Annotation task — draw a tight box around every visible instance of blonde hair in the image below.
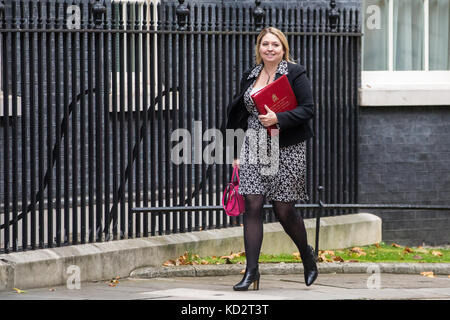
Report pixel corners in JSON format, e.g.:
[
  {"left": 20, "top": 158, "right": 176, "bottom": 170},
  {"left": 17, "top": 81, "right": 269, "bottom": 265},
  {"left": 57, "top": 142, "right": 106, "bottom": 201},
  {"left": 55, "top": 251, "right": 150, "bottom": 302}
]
[{"left": 254, "top": 27, "right": 294, "bottom": 65}]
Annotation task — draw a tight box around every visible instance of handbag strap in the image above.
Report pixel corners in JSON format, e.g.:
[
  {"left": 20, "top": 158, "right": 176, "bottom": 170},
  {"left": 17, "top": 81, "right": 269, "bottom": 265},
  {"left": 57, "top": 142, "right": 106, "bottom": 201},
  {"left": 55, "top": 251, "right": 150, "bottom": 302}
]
[{"left": 231, "top": 166, "right": 240, "bottom": 183}]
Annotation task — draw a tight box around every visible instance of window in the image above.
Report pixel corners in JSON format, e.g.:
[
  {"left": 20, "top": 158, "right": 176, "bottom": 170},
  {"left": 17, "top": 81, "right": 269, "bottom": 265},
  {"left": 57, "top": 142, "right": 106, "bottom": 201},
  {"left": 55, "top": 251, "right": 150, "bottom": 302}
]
[{"left": 361, "top": 0, "right": 450, "bottom": 106}]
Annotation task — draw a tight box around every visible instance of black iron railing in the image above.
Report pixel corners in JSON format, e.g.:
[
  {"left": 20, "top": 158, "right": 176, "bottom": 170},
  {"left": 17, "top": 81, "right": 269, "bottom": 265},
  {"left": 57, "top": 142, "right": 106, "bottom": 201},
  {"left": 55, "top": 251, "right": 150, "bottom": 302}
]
[
  {"left": 133, "top": 186, "right": 450, "bottom": 257},
  {"left": 0, "top": 0, "right": 364, "bottom": 253}
]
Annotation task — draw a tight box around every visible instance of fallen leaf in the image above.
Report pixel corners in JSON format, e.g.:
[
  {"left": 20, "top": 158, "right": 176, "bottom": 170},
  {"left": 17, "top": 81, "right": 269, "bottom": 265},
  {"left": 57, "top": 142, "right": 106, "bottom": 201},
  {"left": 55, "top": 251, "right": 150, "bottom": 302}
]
[
  {"left": 413, "top": 255, "right": 423, "bottom": 260},
  {"left": 350, "top": 247, "right": 367, "bottom": 256},
  {"left": 200, "top": 259, "right": 209, "bottom": 265},
  {"left": 49, "top": 288, "right": 55, "bottom": 292},
  {"left": 431, "top": 250, "right": 443, "bottom": 257},
  {"left": 346, "top": 259, "right": 359, "bottom": 263},
  {"left": 13, "top": 288, "right": 26, "bottom": 294},
  {"left": 318, "top": 253, "right": 332, "bottom": 263},
  {"left": 333, "top": 256, "right": 344, "bottom": 262},
  {"left": 403, "top": 247, "right": 413, "bottom": 253},
  {"left": 240, "top": 269, "right": 246, "bottom": 274},
  {"left": 415, "top": 246, "right": 428, "bottom": 254},
  {"left": 420, "top": 271, "right": 436, "bottom": 278},
  {"left": 163, "top": 259, "right": 176, "bottom": 267},
  {"left": 320, "top": 250, "right": 335, "bottom": 256},
  {"left": 374, "top": 243, "right": 381, "bottom": 248},
  {"left": 292, "top": 252, "right": 301, "bottom": 260},
  {"left": 391, "top": 243, "right": 402, "bottom": 248},
  {"left": 220, "top": 251, "right": 244, "bottom": 261}
]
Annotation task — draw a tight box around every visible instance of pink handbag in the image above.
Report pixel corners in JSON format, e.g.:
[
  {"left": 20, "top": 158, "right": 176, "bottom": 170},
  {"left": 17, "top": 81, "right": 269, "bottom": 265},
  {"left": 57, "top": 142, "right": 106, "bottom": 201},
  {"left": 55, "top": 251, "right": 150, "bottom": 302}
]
[{"left": 222, "top": 167, "right": 245, "bottom": 216}]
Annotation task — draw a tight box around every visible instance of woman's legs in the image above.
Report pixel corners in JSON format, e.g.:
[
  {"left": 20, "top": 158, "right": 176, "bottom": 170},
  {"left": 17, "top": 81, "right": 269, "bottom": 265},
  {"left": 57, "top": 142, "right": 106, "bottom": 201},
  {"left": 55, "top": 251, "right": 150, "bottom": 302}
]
[
  {"left": 233, "top": 194, "right": 265, "bottom": 291},
  {"left": 272, "top": 200, "right": 309, "bottom": 258},
  {"left": 272, "top": 200, "right": 318, "bottom": 286},
  {"left": 242, "top": 194, "right": 265, "bottom": 270}
]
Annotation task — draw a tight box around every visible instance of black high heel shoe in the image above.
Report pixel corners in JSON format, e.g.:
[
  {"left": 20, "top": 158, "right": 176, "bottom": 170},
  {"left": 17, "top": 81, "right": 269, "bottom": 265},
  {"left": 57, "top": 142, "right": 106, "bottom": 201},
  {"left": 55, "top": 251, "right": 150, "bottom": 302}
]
[
  {"left": 233, "top": 267, "right": 260, "bottom": 291},
  {"left": 302, "top": 245, "right": 318, "bottom": 286}
]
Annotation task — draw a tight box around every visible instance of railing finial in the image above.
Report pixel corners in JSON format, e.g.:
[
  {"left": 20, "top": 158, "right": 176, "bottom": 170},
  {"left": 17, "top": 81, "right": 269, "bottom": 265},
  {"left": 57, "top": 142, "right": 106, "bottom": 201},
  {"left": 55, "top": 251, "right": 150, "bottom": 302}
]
[
  {"left": 92, "top": 0, "right": 106, "bottom": 27},
  {"left": 0, "top": 1, "right": 4, "bottom": 18},
  {"left": 176, "top": 0, "right": 189, "bottom": 31},
  {"left": 328, "top": 0, "right": 340, "bottom": 31},
  {"left": 253, "top": 0, "right": 265, "bottom": 31}
]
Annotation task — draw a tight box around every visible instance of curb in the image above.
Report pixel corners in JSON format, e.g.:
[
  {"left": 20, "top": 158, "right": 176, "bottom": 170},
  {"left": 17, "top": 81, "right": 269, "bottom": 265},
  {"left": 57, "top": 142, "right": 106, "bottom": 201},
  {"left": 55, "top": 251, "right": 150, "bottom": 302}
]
[
  {"left": 0, "top": 213, "right": 382, "bottom": 291},
  {"left": 130, "top": 262, "right": 450, "bottom": 279}
]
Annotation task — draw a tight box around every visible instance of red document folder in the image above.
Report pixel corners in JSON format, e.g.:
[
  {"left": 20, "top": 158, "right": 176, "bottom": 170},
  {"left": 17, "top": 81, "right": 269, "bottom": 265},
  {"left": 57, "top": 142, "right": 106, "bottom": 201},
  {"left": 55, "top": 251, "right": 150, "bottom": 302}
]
[{"left": 250, "top": 74, "right": 298, "bottom": 136}]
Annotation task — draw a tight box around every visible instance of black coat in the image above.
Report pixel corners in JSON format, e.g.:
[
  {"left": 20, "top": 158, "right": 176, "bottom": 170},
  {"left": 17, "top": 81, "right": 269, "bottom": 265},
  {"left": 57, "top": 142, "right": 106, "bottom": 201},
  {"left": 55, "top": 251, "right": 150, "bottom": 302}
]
[{"left": 225, "top": 61, "right": 314, "bottom": 149}]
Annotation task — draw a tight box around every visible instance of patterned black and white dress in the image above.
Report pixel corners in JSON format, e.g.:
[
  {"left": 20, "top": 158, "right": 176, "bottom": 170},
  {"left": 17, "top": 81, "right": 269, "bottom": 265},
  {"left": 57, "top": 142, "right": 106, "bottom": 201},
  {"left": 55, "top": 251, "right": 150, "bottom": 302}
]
[{"left": 238, "top": 60, "right": 309, "bottom": 202}]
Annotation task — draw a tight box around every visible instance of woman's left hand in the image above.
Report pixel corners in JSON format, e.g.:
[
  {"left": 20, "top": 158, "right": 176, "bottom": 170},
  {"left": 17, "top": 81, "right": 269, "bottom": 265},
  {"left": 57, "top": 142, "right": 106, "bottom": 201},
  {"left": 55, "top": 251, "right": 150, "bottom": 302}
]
[{"left": 258, "top": 105, "right": 278, "bottom": 127}]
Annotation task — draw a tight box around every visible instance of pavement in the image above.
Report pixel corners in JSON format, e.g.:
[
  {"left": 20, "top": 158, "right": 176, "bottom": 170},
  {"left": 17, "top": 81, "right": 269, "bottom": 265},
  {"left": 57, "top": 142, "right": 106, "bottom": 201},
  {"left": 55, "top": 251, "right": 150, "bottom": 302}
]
[{"left": 0, "top": 262, "right": 449, "bottom": 301}]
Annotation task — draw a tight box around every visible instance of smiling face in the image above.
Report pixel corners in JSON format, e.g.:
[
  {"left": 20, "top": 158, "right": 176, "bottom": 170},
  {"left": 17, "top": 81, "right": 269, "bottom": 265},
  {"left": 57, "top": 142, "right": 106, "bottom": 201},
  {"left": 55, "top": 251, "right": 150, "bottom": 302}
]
[{"left": 258, "top": 32, "right": 285, "bottom": 65}]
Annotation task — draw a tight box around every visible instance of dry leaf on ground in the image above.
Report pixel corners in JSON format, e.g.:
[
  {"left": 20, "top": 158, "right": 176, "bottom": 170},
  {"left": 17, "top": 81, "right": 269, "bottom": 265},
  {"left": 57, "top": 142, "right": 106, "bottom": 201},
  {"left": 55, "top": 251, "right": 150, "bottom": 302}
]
[
  {"left": 420, "top": 271, "right": 436, "bottom": 278},
  {"left": 413, "top": 255, "right": 423, "bottom": 260},
  {"left": 431, "top": 250, "right": 443, "bottom": 257},
  {"left": 391, "top": 243, "right": 402, "bottom": 248},
  {"left": 403, "top": 247, "right": 413, "bottom": 254},
  {"left": 350, "top": 247, "right": 367, "bottom": 256},
  {"left": 415, "top": 246, "right": 428, "bottom": 254},
  {"left": 163, "top": 259, "right": 176, "bottom": 267},
  {"left": 318, "top": 253, "right": 333, "bottom": 263},
  {"left": 320, "top": 250, "right": 335, "bottom": 256},
  {"left": 220, "top": 251, "right": 245, "bottom": 261}
]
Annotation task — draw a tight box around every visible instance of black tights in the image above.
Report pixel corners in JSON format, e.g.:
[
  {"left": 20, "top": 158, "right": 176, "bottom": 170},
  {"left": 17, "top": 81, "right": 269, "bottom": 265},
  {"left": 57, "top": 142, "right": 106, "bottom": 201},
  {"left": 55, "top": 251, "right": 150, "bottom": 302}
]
[{"left": 243, "top": 194, "right": 309, "bottom": 270}]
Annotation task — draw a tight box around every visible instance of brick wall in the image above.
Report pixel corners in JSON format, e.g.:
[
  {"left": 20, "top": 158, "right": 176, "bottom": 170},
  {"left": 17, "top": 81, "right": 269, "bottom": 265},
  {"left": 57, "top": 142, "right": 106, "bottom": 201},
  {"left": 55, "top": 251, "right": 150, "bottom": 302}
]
[{"left": 358, "top": 106, "right": 450, "bottom": 246}]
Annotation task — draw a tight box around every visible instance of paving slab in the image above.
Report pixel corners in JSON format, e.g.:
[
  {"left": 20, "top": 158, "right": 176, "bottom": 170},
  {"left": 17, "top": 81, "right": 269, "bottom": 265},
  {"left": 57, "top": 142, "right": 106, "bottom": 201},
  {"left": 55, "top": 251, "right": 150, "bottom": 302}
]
[{"left": 0, "top": 272, "right": 449, "bottom": 300}]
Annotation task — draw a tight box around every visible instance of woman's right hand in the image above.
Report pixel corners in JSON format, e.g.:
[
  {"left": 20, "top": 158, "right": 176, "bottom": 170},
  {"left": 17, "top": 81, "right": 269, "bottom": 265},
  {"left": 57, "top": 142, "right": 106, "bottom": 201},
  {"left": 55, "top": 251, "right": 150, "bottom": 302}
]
[{"left": 232, "top": 158, "right": 240, "bottom": 170}]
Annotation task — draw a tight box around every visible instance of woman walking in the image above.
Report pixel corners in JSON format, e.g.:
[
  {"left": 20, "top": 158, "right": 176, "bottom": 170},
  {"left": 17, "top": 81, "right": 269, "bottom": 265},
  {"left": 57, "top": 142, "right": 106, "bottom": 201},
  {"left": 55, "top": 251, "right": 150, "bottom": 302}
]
[{"left": 225, "top": 27, "right": 318, "bottom": 290}]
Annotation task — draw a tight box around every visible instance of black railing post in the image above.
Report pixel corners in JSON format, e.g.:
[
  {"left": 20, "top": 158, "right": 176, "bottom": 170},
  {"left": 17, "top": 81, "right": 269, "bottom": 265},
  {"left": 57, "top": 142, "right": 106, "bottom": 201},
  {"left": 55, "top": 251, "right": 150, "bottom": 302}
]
[
  {"left": 1, "top": 0, "right": 9, "bottom": 254},
  {"left": 92, "top": 0, "right": 106, "bottom": 242},
  {"left": 315, "top": 186, "right": 324, "bottom": 256}
]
